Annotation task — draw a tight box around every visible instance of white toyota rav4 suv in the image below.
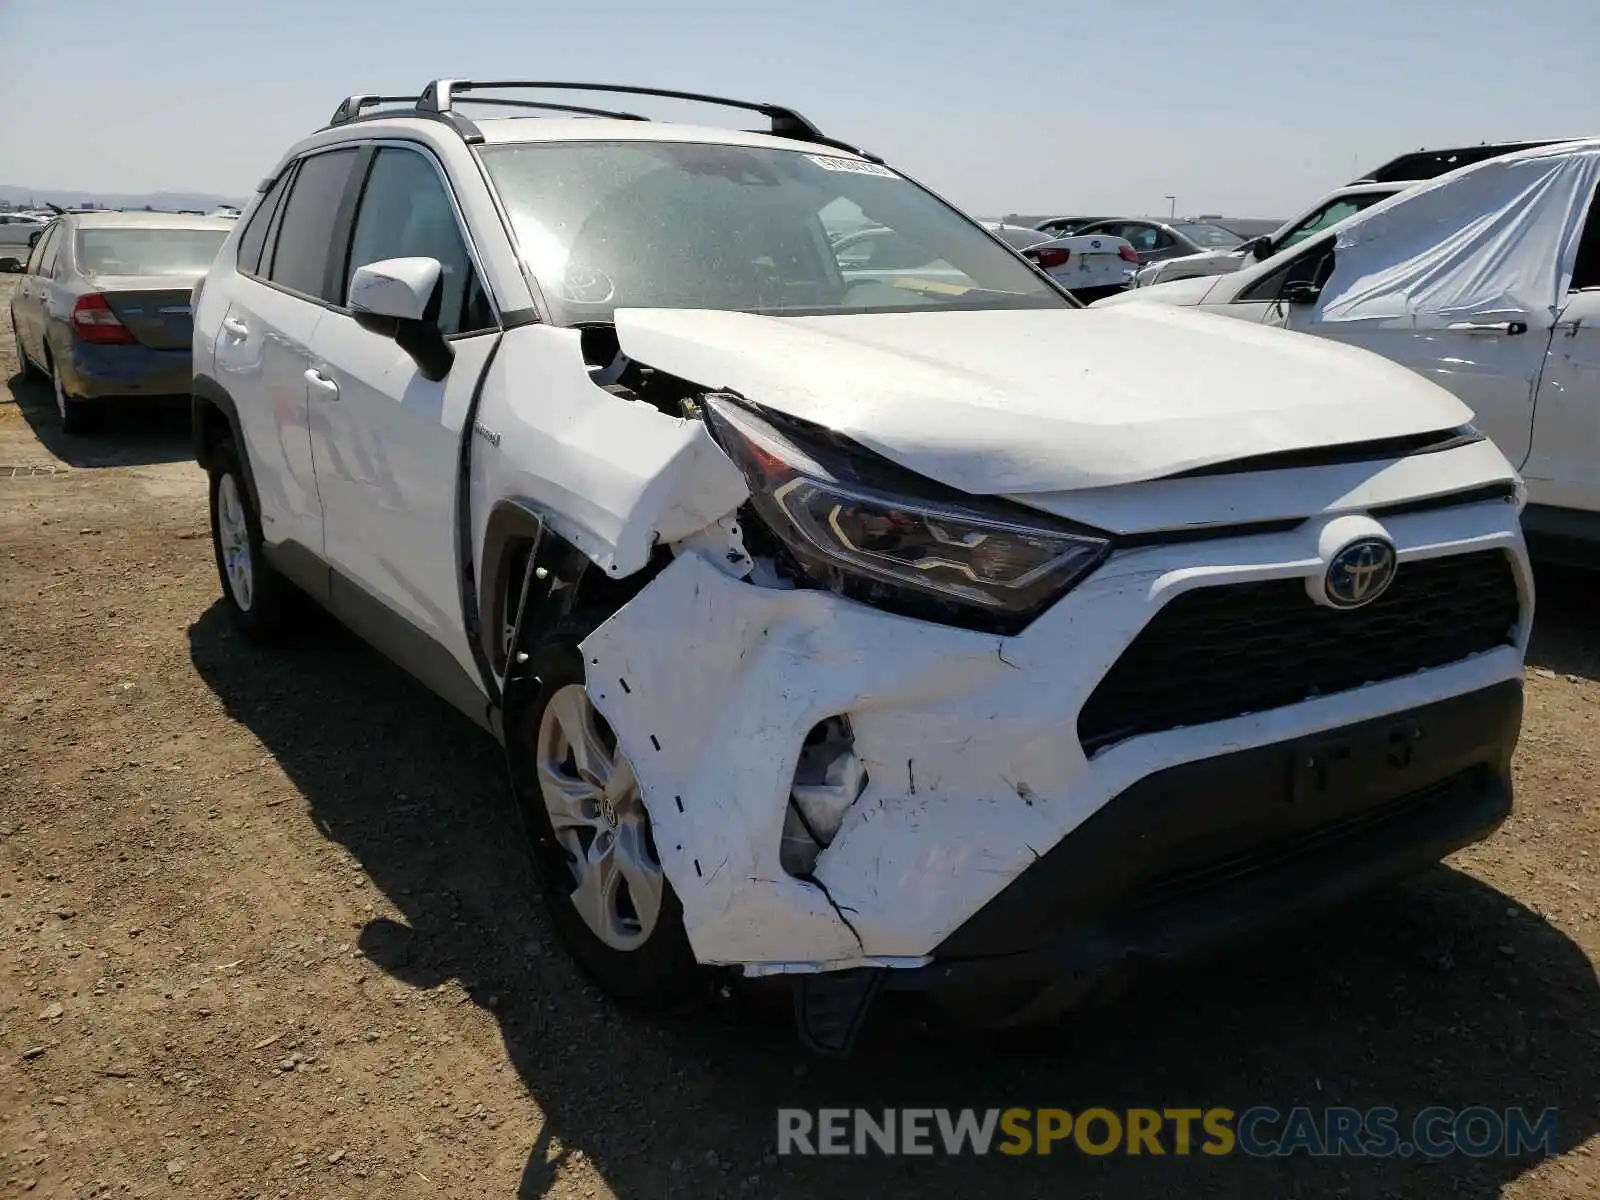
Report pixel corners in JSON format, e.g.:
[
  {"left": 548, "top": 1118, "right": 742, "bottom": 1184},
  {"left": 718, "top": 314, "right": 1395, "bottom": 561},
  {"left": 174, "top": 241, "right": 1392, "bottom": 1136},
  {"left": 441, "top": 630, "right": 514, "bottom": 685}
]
[{"left": 192, "top": 81, "right": 1532, "bottom": 1055}]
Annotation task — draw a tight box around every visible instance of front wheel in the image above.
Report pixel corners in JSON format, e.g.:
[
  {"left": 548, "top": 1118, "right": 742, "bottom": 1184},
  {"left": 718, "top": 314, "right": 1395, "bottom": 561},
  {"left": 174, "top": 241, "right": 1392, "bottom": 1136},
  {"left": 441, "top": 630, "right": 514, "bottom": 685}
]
[{"left": 509, "top": 632, "right": 701, "bottom": 1008}]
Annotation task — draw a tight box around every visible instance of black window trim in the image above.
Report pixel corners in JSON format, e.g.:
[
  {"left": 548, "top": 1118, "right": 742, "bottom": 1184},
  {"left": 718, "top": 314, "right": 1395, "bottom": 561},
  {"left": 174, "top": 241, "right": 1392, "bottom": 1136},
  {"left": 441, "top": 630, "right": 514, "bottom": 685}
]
[
  {"left": 332, "top": 138, "right": 502, "bottom": 338},
  {"left": 252, "top": 145, "right": 367, "bottom": 308},
  {"left": 1569, "top": 179, "right": 1600, "bottom": 293},
  {"left": 242, "top": 137, "right": 504, "bottom": 337},
  {"left": 25, "top": 222, "right": 59, "bottom": 275},
  {"left": 235, "top": 168, "right": 294, "bottom": 278}
]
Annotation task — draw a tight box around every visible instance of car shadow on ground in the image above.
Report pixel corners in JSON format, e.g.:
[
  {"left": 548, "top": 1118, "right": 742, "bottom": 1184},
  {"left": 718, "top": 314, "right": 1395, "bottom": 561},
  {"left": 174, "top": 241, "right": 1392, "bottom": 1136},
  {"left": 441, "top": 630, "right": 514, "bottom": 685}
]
[
  {"left": 187, "top": 603, "right": 1600, "bottom": 1199},
  {"left": 3, "top": 368, "right": 193, "bottom": 467},
  {"left": 1528, "top": 563, "right": 1600, "bottom": 683}
]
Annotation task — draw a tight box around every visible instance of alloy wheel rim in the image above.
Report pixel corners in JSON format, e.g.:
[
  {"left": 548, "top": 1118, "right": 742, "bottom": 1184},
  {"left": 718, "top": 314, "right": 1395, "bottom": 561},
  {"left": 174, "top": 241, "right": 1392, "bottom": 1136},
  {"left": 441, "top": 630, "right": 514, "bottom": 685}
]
[
  {"left": 216, "top": 474, "right": 254, "bottom": 612},
  {"left": 534, "top": 684, "right": 663, "bottom": 950}
]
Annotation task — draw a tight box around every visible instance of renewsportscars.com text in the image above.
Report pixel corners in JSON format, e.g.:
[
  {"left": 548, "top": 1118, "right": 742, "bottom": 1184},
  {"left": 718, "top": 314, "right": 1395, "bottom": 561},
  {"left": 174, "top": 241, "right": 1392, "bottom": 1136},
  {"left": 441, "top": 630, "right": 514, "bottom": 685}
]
[{"left": 776, "top": 1106, "right": 1559, "bottom": 1158}]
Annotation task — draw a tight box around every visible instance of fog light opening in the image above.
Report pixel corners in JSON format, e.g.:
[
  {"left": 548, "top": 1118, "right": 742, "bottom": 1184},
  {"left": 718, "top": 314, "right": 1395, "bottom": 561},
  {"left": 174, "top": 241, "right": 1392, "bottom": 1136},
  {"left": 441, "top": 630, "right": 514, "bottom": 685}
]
[{"left": 779, "top": 715, "right": 868, "bottom": 877}]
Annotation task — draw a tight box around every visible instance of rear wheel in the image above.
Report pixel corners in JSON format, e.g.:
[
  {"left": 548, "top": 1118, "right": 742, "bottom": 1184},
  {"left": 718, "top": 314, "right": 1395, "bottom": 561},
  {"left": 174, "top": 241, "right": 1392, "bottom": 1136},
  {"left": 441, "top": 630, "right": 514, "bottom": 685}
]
[
  {"left": 10, "top": 309, "right": 43, "bottom": 380},
  {"left": 207, "top": 441, "right": 298, "bottom": 641},
  {"left": 510, "top": 631, "right": 701, "bottom": 1007},
  {"left": 49, "top": 357, "right": 94, "bottom": 434}
]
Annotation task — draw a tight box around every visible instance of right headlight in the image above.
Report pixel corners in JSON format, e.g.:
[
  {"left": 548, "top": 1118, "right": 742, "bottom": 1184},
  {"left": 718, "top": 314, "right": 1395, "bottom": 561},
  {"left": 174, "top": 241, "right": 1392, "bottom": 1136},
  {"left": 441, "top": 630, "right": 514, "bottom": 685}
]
[{"left": 704, "top": 397, "right": 1110, "bottom": 627}]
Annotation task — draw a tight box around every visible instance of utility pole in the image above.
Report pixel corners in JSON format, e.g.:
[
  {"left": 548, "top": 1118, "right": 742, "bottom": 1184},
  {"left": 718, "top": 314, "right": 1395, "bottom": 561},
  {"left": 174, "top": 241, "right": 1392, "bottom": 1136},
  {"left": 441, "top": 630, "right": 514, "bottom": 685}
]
[{"left": 1164, "top": 195, "right": 1176, "bottom": 219}]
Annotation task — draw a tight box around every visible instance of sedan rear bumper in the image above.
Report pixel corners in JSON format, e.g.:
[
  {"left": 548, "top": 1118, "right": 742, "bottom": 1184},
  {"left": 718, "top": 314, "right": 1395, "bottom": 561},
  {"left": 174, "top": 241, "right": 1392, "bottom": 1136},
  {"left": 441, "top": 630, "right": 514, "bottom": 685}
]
[{"left": 66, "top": 341, "right": 193, "bottom": 399}]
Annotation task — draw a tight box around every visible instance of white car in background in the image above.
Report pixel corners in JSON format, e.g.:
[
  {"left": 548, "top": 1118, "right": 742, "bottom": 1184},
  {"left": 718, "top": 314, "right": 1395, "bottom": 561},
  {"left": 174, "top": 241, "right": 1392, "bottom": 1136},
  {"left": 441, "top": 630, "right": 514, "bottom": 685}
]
[
  {"left": 834, "top": 220, "right": 1137, "bottom": 303},
  {"left": 1098, "top": 139, "right": 1600, "bottom": 564},
  {"left": 1132, "top": 139, "right": 1579, "bottom": 290},
  {"left": 983, "top": 221, "right": 1138, "bottom": 302},
  {"left": 0, "top": 211, "right": 48, "bottom": 251},
  {"left": 1133, "top": 182, "right": 1407, "bottom": 288}
]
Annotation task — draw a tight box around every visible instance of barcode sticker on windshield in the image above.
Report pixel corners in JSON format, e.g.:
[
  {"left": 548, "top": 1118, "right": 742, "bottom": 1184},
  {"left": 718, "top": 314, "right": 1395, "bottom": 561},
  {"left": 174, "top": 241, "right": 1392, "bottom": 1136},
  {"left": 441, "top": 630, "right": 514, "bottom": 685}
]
[{"left": 805, "top": 154, "right": 897, "bottom": 178}]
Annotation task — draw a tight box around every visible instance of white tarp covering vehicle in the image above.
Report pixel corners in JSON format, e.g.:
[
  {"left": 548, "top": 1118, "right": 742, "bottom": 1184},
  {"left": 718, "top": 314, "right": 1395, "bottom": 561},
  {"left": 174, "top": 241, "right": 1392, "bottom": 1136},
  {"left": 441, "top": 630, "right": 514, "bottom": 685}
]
[
  {"left": 1097, "top": 139, "right": 1600, "bottom": 563},
  {"left": 190, "top": 81, "right": 1533, "bottom": 1055}
]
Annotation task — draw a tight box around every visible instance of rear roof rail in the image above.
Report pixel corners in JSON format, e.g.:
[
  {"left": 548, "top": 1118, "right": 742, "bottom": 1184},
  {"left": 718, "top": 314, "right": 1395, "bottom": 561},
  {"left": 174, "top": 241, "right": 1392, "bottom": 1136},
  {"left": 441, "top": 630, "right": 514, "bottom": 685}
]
[
  {"left": 407, "top": 79, "right": 882, "bottom": 161},
  {"left": 1352, "top": 138, "right": 1578, "bottom": 184}
]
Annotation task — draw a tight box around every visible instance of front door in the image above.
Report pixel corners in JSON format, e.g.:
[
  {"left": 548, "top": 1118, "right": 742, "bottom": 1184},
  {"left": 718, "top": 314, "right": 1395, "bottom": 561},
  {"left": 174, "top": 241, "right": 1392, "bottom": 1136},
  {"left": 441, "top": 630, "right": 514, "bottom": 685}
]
[{"left": 307, "top": 144, "right": 500, "bottom": 704}]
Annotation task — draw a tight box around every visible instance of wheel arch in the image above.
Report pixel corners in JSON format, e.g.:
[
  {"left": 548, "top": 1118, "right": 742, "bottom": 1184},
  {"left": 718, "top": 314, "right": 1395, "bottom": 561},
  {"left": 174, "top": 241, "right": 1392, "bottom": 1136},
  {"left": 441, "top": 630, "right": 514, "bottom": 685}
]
[{"left": 191, "top": 375, "right": 261, "bottom": 516}]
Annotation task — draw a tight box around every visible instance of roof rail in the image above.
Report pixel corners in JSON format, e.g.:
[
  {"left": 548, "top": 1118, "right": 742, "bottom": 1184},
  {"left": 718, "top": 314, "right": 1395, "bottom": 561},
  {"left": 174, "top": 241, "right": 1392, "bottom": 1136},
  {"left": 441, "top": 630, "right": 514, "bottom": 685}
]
[
  {"left": 414, "top": 79, "right": 881, "bottom": 160},
  {"left": 1351, "top": 138, "right": 1576, "bottom": 184},
  {"left": 328, "top": 94, "right": 418, "bottom": 127}
]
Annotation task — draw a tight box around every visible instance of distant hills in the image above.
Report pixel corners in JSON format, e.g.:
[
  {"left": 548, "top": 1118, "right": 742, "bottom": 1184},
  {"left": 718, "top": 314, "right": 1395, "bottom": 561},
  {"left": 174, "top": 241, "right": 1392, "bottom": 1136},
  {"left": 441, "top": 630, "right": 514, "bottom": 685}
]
[{"left": 0, "top": 185, "right": 247, "bottom": 212}]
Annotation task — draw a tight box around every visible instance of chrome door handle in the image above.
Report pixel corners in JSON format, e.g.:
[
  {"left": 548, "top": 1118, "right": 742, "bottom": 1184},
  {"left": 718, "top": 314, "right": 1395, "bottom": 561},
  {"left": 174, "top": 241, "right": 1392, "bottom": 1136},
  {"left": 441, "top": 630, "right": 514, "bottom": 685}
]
[
  {"left": 1446, "top": 320, "right": 1528, "bottom": 336},
  {"left": 304, "top": 368, "right": 340, "bottom": 399},
  {"left": 221, "top": 316, "right": 250, "bottom": 338}
]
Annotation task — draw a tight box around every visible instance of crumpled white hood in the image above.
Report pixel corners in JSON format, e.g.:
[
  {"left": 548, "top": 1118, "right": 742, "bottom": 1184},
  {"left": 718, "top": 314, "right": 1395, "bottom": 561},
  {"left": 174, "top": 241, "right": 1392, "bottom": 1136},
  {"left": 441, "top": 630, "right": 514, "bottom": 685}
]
[{"left": 614, "top": 304, "right": 1471, "bottom": 495}]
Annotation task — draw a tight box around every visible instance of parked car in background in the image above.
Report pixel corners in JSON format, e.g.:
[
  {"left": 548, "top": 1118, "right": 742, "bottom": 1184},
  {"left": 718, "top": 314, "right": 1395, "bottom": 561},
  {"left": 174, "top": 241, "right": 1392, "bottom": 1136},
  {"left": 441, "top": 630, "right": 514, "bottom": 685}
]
[
  {"left": 1133, "top": 140, "right": 1582, "bottom": 290},
  {"left": 9, "top": 211, "right": 231, "bottom": 433},
  {"left": 1073, "top": 217, "right": 1244, "bottom": 265},
  {"left": 0, "top": 211, "right": 48, "bottom": 252},
  {"left": 834, "top": 221, "right": 1136, "bottom": 302},
  {"left": 1134, "top": 183, "right": 1407, "bottom": 287},
  {"left": 193, "top": 80, "right": 1531, "bottom": 1055},
  {"left": 1096, "top": 139, "right": 1600, "bottom": 565},
  {"left": 1033, "top": 215, "right": 1107, "bottom": 238}
]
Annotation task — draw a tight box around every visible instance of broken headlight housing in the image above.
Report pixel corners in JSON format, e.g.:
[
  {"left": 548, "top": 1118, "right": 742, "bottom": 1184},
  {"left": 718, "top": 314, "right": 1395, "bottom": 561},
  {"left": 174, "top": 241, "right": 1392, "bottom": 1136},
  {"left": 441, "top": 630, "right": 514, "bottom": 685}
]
[{"left": 704, "top": 397, "right": 1110, "bottom": 631}]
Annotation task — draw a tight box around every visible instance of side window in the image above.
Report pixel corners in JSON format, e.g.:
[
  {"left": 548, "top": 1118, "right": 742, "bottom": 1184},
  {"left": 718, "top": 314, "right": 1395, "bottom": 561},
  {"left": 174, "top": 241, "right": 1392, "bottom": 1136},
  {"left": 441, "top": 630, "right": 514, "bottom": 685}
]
[
  {"left": 1570, "top": 184, "right": 1600, "bottom": 292},
  {"left": 267, "top": 147, "right": 361, "bottom": 301},
  {"left": 24, "top": 224, "right": 57, "bottom": 274},
  {"left": 236, "top": 171, "right": 292, "bottom": 277},
  {"left": 37, "top": 225, "right": 64, "bottom": 277},
  {"left": 1239, "top": 237, "right": 1336, "bottom": 302},
  {"left": 1119, "top": 224, "right": 1162, "bottom": 252},
  {"left": 343, "top": 147, "right": 494, "bottom": 335}
]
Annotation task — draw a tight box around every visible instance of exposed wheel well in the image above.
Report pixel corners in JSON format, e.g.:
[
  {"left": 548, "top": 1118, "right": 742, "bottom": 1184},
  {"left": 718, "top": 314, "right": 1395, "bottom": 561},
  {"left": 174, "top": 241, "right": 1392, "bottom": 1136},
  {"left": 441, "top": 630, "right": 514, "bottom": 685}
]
[{"left": 193, "top": 397, "right": 235, "bottom": 471}]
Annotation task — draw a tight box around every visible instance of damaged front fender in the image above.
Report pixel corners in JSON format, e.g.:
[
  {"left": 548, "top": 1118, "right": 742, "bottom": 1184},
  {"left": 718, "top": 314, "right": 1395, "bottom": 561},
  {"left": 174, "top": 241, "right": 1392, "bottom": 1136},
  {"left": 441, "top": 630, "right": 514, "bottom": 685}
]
[{"left": 468, "top": 324, "right": 749, "bottom": 582}]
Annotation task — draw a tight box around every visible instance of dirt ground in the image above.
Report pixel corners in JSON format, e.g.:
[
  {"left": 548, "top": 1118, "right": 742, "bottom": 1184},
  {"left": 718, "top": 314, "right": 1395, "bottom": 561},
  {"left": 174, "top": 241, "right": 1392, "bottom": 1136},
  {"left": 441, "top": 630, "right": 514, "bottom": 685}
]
[{"left": 0, "top": 271, "right": 1596, "bottom": 1200}]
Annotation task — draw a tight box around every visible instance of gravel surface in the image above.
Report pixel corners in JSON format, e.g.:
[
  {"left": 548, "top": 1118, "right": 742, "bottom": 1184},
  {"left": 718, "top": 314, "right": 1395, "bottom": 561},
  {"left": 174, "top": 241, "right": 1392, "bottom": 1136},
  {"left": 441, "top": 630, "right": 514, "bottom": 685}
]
[{"left": 2, "top": 272, "right": 1597, "bottom": 1198}]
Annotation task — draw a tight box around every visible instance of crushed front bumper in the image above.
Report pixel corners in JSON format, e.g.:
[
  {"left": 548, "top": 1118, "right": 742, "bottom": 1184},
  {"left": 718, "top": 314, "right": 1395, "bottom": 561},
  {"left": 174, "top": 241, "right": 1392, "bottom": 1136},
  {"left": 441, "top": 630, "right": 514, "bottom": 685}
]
[{"left": 883, "top": 679, "right": 1520, "bottom": 1022}]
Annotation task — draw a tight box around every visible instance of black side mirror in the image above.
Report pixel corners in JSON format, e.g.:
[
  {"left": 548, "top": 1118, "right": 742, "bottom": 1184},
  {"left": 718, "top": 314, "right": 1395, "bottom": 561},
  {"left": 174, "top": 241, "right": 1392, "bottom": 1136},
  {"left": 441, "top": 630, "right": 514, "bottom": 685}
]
[
  {"left": 1282, "top": 280, "right": 1322, "bottom": 306},
  {"left": 1250, "top": 236, "right": 1275, "bottom": 261}
]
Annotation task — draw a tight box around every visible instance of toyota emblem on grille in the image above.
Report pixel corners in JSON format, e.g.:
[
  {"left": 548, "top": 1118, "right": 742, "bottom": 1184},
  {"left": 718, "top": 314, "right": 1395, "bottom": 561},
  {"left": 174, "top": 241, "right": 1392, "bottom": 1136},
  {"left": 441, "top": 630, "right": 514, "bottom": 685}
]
[{"left": 1324, "top": 538, "right": 1397, "bottom": 609}]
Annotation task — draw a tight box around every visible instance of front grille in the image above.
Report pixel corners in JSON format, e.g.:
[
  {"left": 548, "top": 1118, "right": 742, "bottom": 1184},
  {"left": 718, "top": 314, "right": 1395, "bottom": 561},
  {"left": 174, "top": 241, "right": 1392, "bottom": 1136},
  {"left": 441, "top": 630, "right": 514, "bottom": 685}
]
[{"left": 1078, "top": 550, "right": 1519, "bottom": 755}]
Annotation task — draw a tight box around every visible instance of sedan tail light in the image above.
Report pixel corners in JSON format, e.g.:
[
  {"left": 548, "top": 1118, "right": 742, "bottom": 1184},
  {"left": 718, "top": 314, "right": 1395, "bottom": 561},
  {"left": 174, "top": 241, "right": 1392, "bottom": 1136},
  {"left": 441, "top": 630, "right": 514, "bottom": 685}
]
[
  {"left": 1024, "top": 246, "right": 1072, "bottom": 270},
  {"left": 71, "top": 293, "right": 136, "bottom": 345},
  {"left": 1118, "top": 244, "right": 1140, "bottom": 263}
]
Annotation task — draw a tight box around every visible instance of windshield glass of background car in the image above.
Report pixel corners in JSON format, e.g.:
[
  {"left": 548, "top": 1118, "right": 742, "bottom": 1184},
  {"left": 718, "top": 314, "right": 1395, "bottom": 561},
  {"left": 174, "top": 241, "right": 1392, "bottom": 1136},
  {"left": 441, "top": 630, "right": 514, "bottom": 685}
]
[
  {"left": 1172, "top": 223, "right": 1244, "bottom": 248},
  {"left": 1275, "top": 195, "right": 1390, "bottom": 252},
  {"left": 75, "top": 228, "right": 229, "bottom": 276},
  {"left": 478, "top": 141, "right": 1067, "bottom": 322}
]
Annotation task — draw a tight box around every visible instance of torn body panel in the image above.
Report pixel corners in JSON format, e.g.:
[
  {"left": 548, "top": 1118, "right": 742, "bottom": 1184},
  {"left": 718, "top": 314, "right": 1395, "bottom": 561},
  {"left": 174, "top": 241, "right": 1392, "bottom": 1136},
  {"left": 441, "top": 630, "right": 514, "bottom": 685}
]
[
  {"left": 581, "top": 491, "right": 1528, "bottom": 969},
  {"left": 467, "top": 324, "right": 748, "bottom": 587}
]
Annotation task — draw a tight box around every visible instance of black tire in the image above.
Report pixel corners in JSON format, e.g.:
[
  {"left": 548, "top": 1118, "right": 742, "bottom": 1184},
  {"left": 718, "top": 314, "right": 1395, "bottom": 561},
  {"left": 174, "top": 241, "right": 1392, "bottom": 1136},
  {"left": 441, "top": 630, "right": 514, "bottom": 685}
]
[
  {"left": 207, "top": 440, "right": 298, "bottom": 641},
  {"left": 49, "top": 356, "right": 95, "bottom": 434},
  {"left": 508, "top": 627, "right": 703, "bottom": 1009}
]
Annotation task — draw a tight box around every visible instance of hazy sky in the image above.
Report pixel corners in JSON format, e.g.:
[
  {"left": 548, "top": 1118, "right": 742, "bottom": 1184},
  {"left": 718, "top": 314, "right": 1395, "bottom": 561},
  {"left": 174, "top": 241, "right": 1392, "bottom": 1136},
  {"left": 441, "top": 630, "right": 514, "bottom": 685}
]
[{"left": 0, "top": 0, "right": 1593, "bottom": 218}]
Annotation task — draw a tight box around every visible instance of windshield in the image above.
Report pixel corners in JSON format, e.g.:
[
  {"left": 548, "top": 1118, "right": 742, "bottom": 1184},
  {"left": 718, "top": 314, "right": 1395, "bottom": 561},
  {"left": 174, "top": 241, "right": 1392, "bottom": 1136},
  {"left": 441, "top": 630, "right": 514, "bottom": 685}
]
[
  {"left": 1171, "top": 223, "right": 1244, "bottom": 248},
  {"left": 1274, "top": 192, "right": 1395, "bottom": 252},
  {"left": 74, "top": 228, "right": 228, "bottom": 276},
  {"left": 478, "top": 141, "right": 1067, "bottom": 323}
]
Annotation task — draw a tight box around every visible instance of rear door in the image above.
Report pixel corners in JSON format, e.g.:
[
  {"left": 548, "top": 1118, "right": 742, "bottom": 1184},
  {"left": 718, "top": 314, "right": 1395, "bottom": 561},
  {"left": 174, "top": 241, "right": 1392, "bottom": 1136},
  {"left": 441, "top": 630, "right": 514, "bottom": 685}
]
[
  {"left": 1522, "top": 191, "right": 1600, "bottom": 510},
  {"left": 306, "top": 142, "right": 500, "bottom": 708},
  {"left": 17, "top": 223, "right": 63, "bottom": 365},
  {"left": 213, "top": 149, "right": 362, "bottom": 560}
]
